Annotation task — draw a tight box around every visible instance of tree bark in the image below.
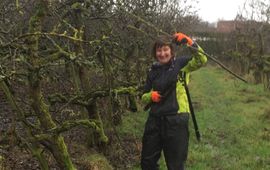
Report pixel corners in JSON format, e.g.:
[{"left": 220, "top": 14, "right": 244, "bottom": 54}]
[{"left": 27, "top": 1, "right": 76, "bottom": 169}]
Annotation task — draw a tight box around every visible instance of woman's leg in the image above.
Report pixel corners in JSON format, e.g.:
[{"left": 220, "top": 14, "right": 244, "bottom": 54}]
[
  {"left": 141, "top": 116, "right": 162, "bottom": 170},
  {"left": 163, "top": 113, "right": 189, "bottom": 170}
]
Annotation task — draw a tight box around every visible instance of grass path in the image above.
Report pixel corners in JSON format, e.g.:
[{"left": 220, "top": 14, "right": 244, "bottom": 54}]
[
  {"left": 187, "top": 66, "right": 270, "bottom": 170},
  {"left": 119, "top": 66, "right": 270, "bottom": 170}
]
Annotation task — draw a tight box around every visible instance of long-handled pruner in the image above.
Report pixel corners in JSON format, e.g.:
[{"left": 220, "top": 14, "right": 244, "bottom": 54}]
[{"left": 118, "top": 5, "right": 248, "bottom": 83}]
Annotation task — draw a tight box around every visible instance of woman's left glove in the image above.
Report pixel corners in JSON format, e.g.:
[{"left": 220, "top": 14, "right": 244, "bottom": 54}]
[{"left": 173, "top": 32, "right": 193, "bottom": 46}]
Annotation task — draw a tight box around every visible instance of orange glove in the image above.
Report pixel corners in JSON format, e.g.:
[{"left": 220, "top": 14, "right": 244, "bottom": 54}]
[
  {"left": 173, "top": 32, "right": 193, "bottom": 46},
  {"left": 151, "top": 91, "right": 161, "bottom": 103}
]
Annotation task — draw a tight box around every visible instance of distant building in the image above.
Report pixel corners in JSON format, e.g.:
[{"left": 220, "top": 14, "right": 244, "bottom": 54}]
[
  {"left": 216, "top": 20, "right": 260, "bottom": 33},
  {"left": 216, "top": 20, "right": 236, "bottom": 33}
]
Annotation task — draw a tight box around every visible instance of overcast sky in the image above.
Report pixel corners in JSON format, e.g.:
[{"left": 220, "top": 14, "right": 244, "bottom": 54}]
[{"left": 197, "top": 0, "right": 247, "bottom": 23}]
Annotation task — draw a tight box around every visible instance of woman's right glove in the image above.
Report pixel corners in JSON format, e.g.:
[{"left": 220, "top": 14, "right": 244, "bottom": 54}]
[
  {"left": 173, "top": 32, "right": 193, "bottom": 46},
  {"left": 151, "top": 91, "right": 161, "bottom": 102}
]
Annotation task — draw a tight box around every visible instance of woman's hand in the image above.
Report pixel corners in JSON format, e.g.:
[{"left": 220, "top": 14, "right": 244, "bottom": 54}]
[{"left": 173, "top": 32, "right": 193, "bottom": 46}]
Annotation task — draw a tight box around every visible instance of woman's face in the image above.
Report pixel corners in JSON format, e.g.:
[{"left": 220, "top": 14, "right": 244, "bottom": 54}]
[{"left": 156, "top": 45, "right": 172, "bottom": 64}]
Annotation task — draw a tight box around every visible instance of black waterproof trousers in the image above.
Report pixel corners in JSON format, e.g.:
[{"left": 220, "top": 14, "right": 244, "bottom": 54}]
[{"left": 141, "top": 113, "right": 189, "bottom": 170}]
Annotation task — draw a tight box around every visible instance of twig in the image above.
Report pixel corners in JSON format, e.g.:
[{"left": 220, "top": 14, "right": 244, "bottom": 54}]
[{"left": 1, "top": 32, "right": 105, "bottom": 48}]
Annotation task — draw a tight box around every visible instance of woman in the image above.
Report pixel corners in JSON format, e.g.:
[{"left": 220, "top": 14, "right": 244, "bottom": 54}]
[{"left": 141, "top": 32, "right": 207, "bottom": 170}]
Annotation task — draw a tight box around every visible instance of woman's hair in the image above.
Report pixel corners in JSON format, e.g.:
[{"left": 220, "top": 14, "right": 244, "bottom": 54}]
[{"left": 152, "top": 35, "right": 175, "bottom": 59}]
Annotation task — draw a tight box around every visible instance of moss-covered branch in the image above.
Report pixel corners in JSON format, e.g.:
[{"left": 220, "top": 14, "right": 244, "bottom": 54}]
[
  {"left": 85, "top": 86, "right": 137, "bottom": 102},
  {"left": 48, "top": 86, "right": 137, "bottom": 106},
  {"left": 48, "top": 93, "right": 88, "bottom": 106},
  {"left": 46, "top": 119, "right": 107, "bottom": 143}
]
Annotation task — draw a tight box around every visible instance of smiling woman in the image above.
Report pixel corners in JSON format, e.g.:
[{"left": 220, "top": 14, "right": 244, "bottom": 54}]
[
  {"left": 154, "top": 44, "right": 173, "bottom": 64},
  {"left": 151, "top": 36, "right": 175, "bottom": 65},
  {"left": 140, "top": 33, "right": 207, "bottom": 170}
]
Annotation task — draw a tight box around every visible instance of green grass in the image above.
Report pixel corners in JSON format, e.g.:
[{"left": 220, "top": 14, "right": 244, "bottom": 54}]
[{"left": 119, "top": 66, "right": 270, "bottom": 170}]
